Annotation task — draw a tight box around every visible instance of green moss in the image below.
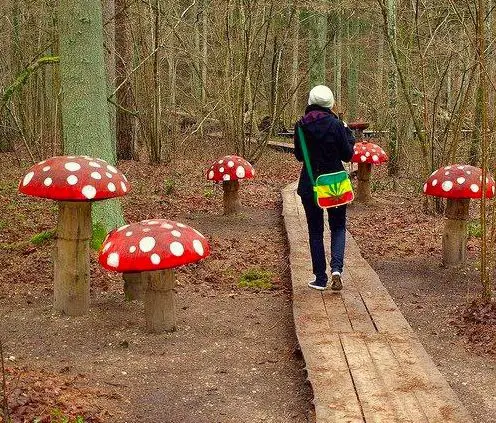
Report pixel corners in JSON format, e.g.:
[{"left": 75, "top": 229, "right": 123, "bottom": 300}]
[
  {"left": 164, "top": 178, "right": 176, "bottom": 195},
  {"left": 30, "top": 229, "right": 55, "bottom": 245},
  {"left": 468, "top": 220, "right": 482, "bottom": 238},
  {"left": 91, "top": 221, "right": 108, "bottom": 251},
  {"left": 238, "top": 269, "right": 274, "bottom": 290}
]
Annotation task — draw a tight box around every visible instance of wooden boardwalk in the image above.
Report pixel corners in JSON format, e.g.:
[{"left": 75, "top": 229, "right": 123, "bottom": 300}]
[{"left": 282, "top": 182, "right": 472, "bottom": 423}]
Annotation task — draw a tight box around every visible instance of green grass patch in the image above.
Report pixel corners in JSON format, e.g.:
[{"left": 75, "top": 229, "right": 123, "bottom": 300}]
[
  {"left": 91, "top": 221, "right": 108, "bottom": 251},
  {"left": 30, "top": 229, "right": 55, "bottom": 245},
  {"left": 238, "top": 268, "right": 274, "bottom": 290},
  {"left": 0, "top": 220, "right": 6, "bottom": 231},
  {"left": 203, "top": 188, "right": 214, "bottom": 198},
  {"left": 34, "top": 409, "right": 85, "bottom": 423},
  {"left": 164, "top": 178, "right": 176, "bottom": 195},
  {"left": 468, "top": 220, "right": 482, "bottom": 238}
]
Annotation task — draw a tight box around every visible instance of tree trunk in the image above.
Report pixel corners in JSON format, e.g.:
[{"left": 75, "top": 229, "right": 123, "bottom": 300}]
[
  {"left": 223, "top": 180, "right": 241, "bottom": 215},
  {"left": 308, "top": 10, "right": 327, "bottom": 87},
  {"left": 59, "top": 0, "right": 125, "bottom": 232},
  {"left": 115, "top": 0, "right": 135, "bottom": 160},
  {"left": 290, "top": 5, "right": 300, "bottom": 123},
  {"left": 355, "top": 163, "right": 372, "bottom": 203},
  {"left": 347, "top": 19, "right": 360, "bottom": 120},
  {"left": 123, "top": 272, "right": 145, "bottom": 301},
  {"left": 144, "top": 269, "right": 176, "bottom": 333},
  {"left": 53, "top": 201, "right": 92, "bottom": 316},
  {"left": 333, "top": 9, "right": 342, "bottom": 108},
  {"left": 442, "top": 198, "right": 470, "bottom": 266}
]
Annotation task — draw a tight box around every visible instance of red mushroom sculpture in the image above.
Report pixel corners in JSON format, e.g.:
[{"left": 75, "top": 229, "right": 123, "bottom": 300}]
[
  {"left": 206, "top": 155, "right": 255, "bottom": 215},
  {"left": 351, "top": 141, "right": 388, "bottom": 202},
  {"left": 18, "top": 155, "right": 130, "bottom": 316},
  {"left": 99, "top": 219, "right": 210, "bottom": 332},
  {"left": 423, "top": 164, "right": 495, "bottom": 266}
]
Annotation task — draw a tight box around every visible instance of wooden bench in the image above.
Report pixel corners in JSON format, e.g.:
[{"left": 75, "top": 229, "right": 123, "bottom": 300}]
[{"left": 282, "top": 182, "right": 472, "bottom": 423}]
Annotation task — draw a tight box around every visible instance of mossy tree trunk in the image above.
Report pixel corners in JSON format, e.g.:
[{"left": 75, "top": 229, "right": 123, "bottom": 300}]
[
  {"left": 58, "top": 0, "right": 124, "bottom": 232},
  {"left": 442, "top": 198, "right": 470, "bottom": 266},
  {"left": 53, "top": 201, "right": 92, "bottom": 316},
  {"left": 308, "top": 10, "right": 327, "bottom": 87}
]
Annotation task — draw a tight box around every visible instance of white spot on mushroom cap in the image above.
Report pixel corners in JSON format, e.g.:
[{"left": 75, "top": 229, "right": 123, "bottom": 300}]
[
  {"left": 108, "top": 182, "right": 116, "bottom": 192},
  {"left": 143, "top": 228, "right": 151, "bottom": 232},
  {"left": 193, "top": 239, "right": 204, "bottom": 256},
  {"left": 89, "top": 161, "right": 101, "bottom": 168},
  {"left": 365, "top": 152, "right": 370, "bottom": 157},
  {"left": 105, "top": 172, "right": 113, "bottom": 178},
  {"left": 171, "top": 230, "right": 181, "bottom": 237},
  {"left": 432, "top": 179, "right": 438, "bottom": 186},
  {"left": 177, "top": 223, "right": 187, "bottom": 228},
  {"left": 208, "top": 170, "right": 214, "bottom": 179},
  {"left": 22, "top": 172, "right": 34, "bottom": 186},
  {"left": 129, "top": 246, "right": 136, "bottom": 253},
  {"left": 43, "top": 166, "right": 51, "bottom": 172},
  {"left": 236, "top": 166, "right": 246, "bottom": 178},
  {"left": 219, "top": 167, "right": 225, "bottom": 173},
  {"left": 151, "top": 253, "right": 161, "bottom": 265},
  {"left": 91, "top": 172, "right": 102, "bottom": 180},
  {"left": 372, "top": 155, "right": 379, "bottom": 162},
  {"left": 161, "top": 223, "right": 173, "bottom": 229},
  {"left": 456, "top": 177, "right": 465, "bottom": 184},
  {"left": 102, "top": 242, "right": 112, "bottom": 253},
  {"left": 125, "top": 231, "right": 133, "bottom": 237},
  {"left": 442, "top": 181, "right": 453, "bottom": 192},
  {"left": 223, "top": 174, "right": 231, "bottom": 181},
  {"left": 65, "top": 162, "right": 81, "bottom": 172},
  {"left": 170, "top": 241, "right": 184, "bottom": 256},
  {"left": 423, "top": 183, "right": 427, "bottom": 193},
  {"left": 107, "top": 165, "right": 118, "bottom": 174},
  {"left": 470, "top": 184, "right": 480, "bottom": 193},
  {"left": 82, "top": 185, "right": 96, "bottom": 199},
  {"left": 147, "top": 221, "right": 160, "bottom": 225},
  {"left": 121, "top": 182, "right": 127, "bottom": 192},
  {"left": 228, "top": 161, "right": 235, "bottom": 168},
  {"left": 107, "top": 252, "right": 119, "bottom": 268},
  {"left": 44, "top": 177, "right": 52, "bottom": 187},
  {"left": 67, "top": 175, "right": 78, "bottom": 185},
  {"left": 218, "top": 160, "right": 223, "bottom": 164},
  {"left": 139, "top": 236, "right": 156, "bottom": 253},
  {"left": 117, "top": 224, "right": 130, "bottom": 232}
]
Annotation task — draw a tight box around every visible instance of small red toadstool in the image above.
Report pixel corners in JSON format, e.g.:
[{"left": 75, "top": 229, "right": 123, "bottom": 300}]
[
  {"left": 18, "top": 155, "right": 130, "bottom": 316},
  {"left": 206, "top": 155, "right": 255, "bottom": 215},
  {"left": 99, "top": 219, "right": 210, "bottom": 332},
  {"left": 423, "top": 164, "right": 495, "bottom": 266},
  {"left": 351, "top": 141, "right": 388, "bottom": 202}
]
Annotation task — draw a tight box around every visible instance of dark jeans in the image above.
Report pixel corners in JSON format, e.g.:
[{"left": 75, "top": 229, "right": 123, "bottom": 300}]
[{"left": 301, "top": 196, "right": 347, "bottom": 282}]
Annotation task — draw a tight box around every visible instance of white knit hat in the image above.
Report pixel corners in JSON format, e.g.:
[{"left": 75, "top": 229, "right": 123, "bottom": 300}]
[{"left": 308, "top": 85, "right": 335, "bottom": 109}]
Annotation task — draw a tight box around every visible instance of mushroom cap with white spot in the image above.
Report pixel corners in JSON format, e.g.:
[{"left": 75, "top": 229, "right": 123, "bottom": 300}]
[
  {"left": 423, "top": 164, "right": 495, "bottom": 199},
  {"left": 18, "top": 155, "right": 131, "bottom": 201},
  {"left": 206, "top": 155, "right": 255, "bottom": 182},
  {"left": 98, "top": 219, "right": 210, "bottom": 273},
  {"left": 351, "top": 141, "right": 388, "bottom": 165}
]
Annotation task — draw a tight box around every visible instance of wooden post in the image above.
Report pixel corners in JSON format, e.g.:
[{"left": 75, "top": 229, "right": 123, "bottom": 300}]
[
  {"left": 442, "top": 198, "right": 470, "bottom": 266},
  {"left": 53, "top": 201, "right": 92, "bottom": 316},
  {"left": 222, "top": 180, "right": 241, "bottom": 214},
  {"left": 144, "top": 269, "right": 176, "bottom": 332},
  {"left": 123, "top": 272, "right": 145, "bottom": 301},
  {"left": 356, "top": 163, "right": 372, "bottom": 203}
]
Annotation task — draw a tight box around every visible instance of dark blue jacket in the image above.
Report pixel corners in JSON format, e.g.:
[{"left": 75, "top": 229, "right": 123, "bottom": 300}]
[{"left": 294, "top": 105, "right": 355, "bottom": 198}]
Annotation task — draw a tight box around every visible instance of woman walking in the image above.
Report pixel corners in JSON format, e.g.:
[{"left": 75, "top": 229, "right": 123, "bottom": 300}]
[{"left": 293, "top": 85, "right": 355, "bottom": 291}]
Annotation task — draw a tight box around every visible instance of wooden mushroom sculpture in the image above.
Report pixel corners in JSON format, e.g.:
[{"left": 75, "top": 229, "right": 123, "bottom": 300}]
[
  {"left": 351, "top": 141, "right": 388, "bottom": 202},
  {"left": 99, "top": 219, "right": 210, "bottom": 332},
  {"left": 18, "top": 155, "right": 130, "bottom": 316},
  {"left": 423, "top": 164, "right": 495, "bottom": 266},
  {"left": 206, "top": 155, "right": 255, "bottom": 215}
]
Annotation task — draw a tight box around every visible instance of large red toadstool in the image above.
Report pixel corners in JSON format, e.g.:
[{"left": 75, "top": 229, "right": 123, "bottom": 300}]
[
  {"left": 99, "top": 219, "right": 210, "bottom": 332},
  {"left": 423, "top": 164, "right": 495, "bottom": 266},
  {"left": 18, "top": 155, "right": 130, "bottom": 316},
  {"left": 206, "top": 155, "right": 254, "bottom": 215},
  {"left": 351, "top": 141, "right": 388, "bottom": 202}
]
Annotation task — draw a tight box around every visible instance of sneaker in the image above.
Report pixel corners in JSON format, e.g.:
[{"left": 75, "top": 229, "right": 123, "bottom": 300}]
[
  {"left": 308, "top": 278, "right": 327, "bottom": 291},
  {"left": 330, "top": 272, "right": 343, "bottom": 291}
]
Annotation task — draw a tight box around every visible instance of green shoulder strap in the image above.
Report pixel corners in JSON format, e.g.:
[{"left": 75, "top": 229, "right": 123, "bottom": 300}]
[{"left": 297, "top": 125, "right": 315, "bottom": 186}]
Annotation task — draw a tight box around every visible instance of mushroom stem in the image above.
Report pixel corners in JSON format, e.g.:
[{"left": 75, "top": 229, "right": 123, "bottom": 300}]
[
  {"left": 355, "top": 163, "right": 372, "bottom": 202},
  {"left": 53, "top": 201, "right": 92, "bottom": 316},
  {"left": 442, "top": 198, "right": 470, "bottom": 266},
  {"left": 144, "top": 269, "right": 176, "bottom": 332},
  {"left": 222, "top": 180, "right": 241, "bottom": 215},
  {"left": 123, "top": 272, "right": 145, "bottom": 301}
]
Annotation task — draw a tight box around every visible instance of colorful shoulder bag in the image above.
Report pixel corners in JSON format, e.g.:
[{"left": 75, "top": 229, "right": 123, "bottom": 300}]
[{"left": 297, "top": 126, "right": 354, "bottom": 209}]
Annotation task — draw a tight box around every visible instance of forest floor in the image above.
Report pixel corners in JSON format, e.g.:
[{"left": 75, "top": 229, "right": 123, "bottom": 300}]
[{"left": 0, "top": 137, "right": 495, "bottom": 422}]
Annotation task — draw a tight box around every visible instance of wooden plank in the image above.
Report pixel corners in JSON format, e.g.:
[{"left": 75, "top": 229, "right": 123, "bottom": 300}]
[
  {"left": 387, "top": 335, "right": 474, "bottom": 423},
  {"left": 340, "top": 333, "right": 402, "bottom": 423},
  {"left": 322, "top": 290, "right": 353, "bottom": 333},
  {"left": 365, "top": 334, "right": 429, "bottom": 423},
  {"left": 340, "top": 286, "right": 377, "bottom": 334},
  {"left": 300, "top": 333, "right": 364, "bottom": 423}
]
